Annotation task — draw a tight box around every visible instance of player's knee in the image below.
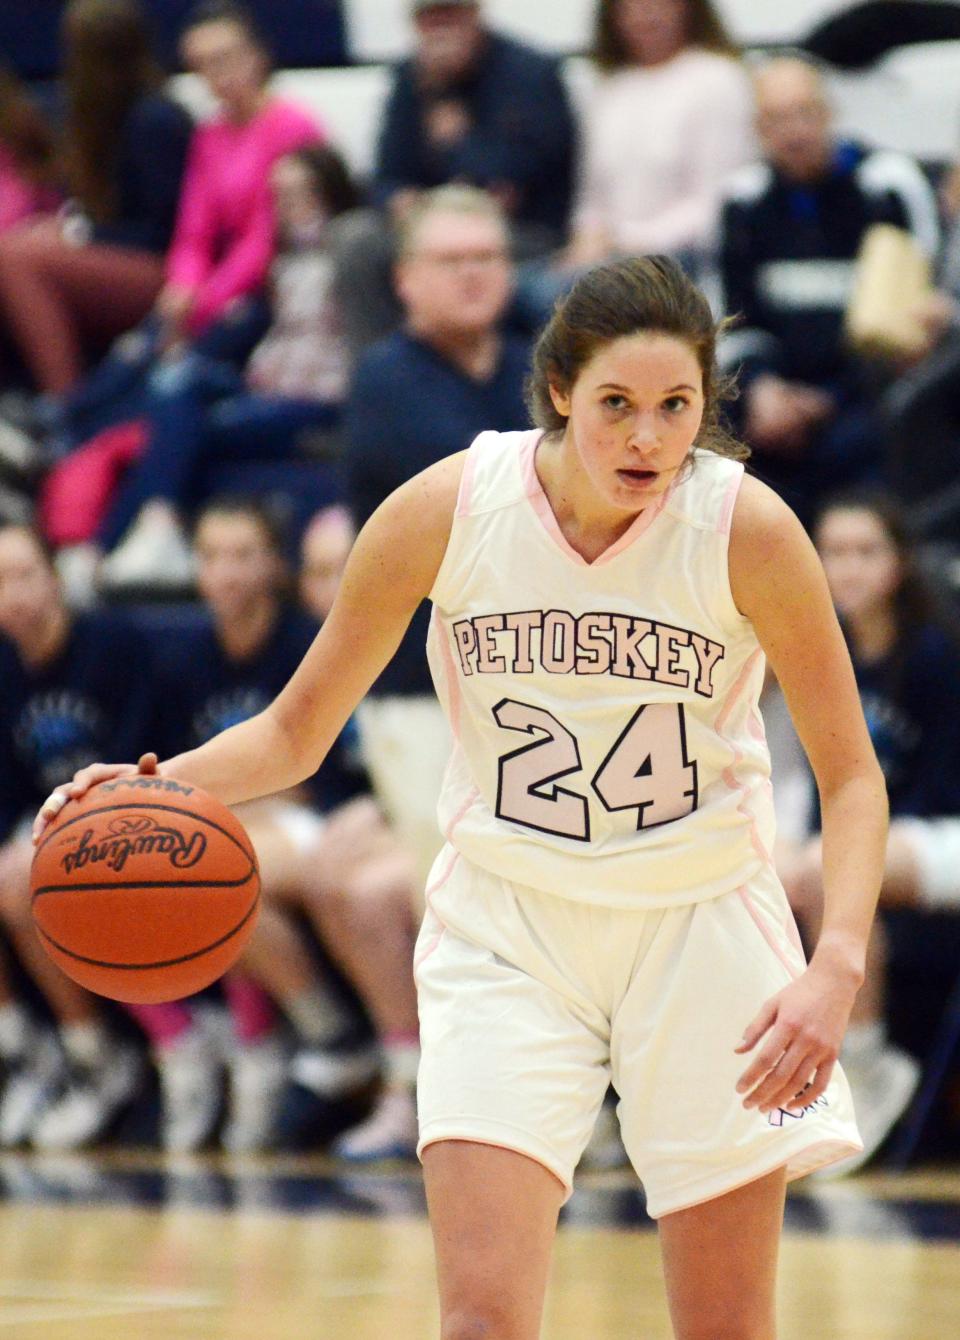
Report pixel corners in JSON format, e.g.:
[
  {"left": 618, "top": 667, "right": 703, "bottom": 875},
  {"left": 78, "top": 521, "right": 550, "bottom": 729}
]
[{"left": 441, "top": 1302, "right": 526, "bottom": 1340}]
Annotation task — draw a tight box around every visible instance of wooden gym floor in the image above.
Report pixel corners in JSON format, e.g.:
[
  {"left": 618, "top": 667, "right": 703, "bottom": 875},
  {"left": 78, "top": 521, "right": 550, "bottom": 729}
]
[{"left": 1, "top": 1152, "right": 959, "bottom": 1338}]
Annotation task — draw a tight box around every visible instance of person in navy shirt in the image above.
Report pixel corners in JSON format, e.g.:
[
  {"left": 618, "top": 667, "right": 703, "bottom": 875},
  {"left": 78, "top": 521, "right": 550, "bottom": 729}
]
[
  {"left": 0, "top": 523, "right": 153, "bottom": 1151},
  {"left": 781, "top": 489, "right": 960, "bottom": 1173},
  {"left": 345, "top": 184, "right": 531, "bottom": 894}
]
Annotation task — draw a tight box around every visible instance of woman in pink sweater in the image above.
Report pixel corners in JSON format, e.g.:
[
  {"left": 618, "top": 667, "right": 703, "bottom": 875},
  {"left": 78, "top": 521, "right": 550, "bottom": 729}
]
[{"left": 157, "top": 1, "right": 324, "bottom": 352}]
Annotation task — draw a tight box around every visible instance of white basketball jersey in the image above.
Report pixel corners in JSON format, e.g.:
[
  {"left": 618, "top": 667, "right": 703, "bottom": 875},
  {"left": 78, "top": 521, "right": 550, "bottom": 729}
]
[{"left": 426, "top": 429, "right": 775, "bottom": 908}]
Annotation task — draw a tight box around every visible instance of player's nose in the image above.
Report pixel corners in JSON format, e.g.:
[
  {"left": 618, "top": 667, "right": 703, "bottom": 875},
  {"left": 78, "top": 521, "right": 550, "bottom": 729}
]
[{"left": 626, "top": 411, "right": 659, "bottom": 450}]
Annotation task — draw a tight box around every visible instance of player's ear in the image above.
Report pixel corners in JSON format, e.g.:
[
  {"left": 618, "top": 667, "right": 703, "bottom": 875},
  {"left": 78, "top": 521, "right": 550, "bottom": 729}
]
[{"left": 548, "top": 382, "right": 571, "bottom": 419}]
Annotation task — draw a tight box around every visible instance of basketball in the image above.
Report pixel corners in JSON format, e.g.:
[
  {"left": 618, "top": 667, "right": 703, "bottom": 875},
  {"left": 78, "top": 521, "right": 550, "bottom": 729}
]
[{"left": 30, "top": 775, "right": 260, "bottom": 1005}]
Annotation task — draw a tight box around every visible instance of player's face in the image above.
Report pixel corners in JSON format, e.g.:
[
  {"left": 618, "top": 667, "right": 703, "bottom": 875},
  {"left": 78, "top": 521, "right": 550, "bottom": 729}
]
[
  {"left": 299, "top": 511, "right": 354, "bottom": 622},
  {"left": 816, "top": 507, "right": 902, "bottom": 622},
  {"left": 396, "top": 211, "right": 512, "bottom": 340},
  {"left": 549, "top": 332, "right": 704, "bottom": 514},
  {"left": 195, "top": 514, "right": 281, "bottom": 622},
  {"left": 0, "top": 529, "right": 61, "bottom": 644},
  {"left": 613, "top": 0, "right": 689, "bottom": 65}
]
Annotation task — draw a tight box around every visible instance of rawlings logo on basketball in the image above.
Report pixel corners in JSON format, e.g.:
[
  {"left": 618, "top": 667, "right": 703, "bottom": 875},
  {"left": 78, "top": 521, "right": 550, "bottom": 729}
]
[
  {"left": 61, "top": 820, "right": 208, "bottom": 875},
  {"left": 106, "top": 816, "right": 154, "bottom": 836}
]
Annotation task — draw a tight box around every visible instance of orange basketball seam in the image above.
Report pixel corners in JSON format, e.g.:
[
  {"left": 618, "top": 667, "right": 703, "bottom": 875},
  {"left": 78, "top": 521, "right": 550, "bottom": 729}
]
[
  {"left": 31, "top": 875, "right": 257, "bottom": 900},
  {"left": 34, "top": 894, "right": 260, "bottom": 970}
]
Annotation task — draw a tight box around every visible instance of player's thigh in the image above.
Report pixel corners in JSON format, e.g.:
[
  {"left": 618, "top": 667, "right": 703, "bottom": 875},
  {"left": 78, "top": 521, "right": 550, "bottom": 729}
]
[
  {"left": 423, "top": 1140, "right": 564, "bottom": 1340},
  {"left": 658, "top": 1166, "right": 786, "bottom": 1340}
]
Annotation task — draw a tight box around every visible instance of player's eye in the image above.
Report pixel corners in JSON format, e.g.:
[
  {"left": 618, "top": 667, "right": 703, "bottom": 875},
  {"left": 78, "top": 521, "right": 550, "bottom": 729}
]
[
  {"left": 602, "top": 394, "right": 628, "bottom": 411},
  {"left": 662, "top": 396, "right": 689, "bottom": 414}
]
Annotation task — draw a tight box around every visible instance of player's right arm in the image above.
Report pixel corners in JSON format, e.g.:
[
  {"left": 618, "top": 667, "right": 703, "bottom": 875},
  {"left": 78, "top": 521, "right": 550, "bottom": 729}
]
[{"left": 34, "top": 452, "right": 466, "bottom": 838}]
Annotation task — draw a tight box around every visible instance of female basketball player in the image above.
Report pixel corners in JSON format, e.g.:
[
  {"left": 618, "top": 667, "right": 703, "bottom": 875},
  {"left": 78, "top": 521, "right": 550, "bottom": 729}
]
[{"left": 38, "top": 256, "right": 886, "bottom": 1340}]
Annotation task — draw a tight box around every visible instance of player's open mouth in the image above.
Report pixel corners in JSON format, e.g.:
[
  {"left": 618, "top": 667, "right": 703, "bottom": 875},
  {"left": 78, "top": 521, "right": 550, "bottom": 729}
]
[{"left": 617, "top": 468, "right": 657, "bottom": 484}]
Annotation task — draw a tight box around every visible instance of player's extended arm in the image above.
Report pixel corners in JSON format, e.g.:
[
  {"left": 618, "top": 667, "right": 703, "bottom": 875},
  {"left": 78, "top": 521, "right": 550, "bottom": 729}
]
[
  {"left": 727, "top": 475, "right": 889, "bottom": 1114},
  {"left": 34, "top": 453, "right": 465, "bottom": 838}
]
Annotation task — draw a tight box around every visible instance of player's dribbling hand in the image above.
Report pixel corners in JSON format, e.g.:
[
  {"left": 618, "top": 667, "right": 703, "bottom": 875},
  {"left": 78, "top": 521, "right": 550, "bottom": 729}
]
[{"left": 32, "top": 753, "right": 160, "bottom": 844}]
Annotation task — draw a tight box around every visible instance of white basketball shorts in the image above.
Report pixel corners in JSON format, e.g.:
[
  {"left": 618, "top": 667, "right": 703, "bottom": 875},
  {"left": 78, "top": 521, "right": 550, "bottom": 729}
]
[{"left": 414, "top": 849, "right": 862, "bottom": 1219}]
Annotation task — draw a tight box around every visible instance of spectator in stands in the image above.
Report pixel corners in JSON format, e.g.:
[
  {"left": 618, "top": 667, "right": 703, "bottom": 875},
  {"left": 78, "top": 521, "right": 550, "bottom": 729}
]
[
  {"left": 780, "top": 490, "right": 960, "bottom": 1173},
  {"left": 517, "top": 0, "right": 755, "bottom": 326},
  {"left": 299, "top": 504, "right": 354, "bottom": 623},
  {"left": 135, "top": 497, "right": 377, "bottom": 1153},
  {"left": 346, "top": 184, "right": 529, "bottom": 892},
  {"left": 156, "top": 0, "right": 324, "bottom": 356},
  {"left": 0, "top": 65, "right": 59, "bottom": 237},
  {"left": 717, "top": 54, "right": 940, "bottom": 525},
  {"left": 0, "top": 522, "right": 152, "bottom": 1150},
  {"left": 138, "top": 497, "right": 421, "bottom": 1158},
  {"left": 86, "top": 143, "right": 359, "bottom": 593},
  {"left": 41, "top": 0, "right": 327, "bottom": 462},
  {"left": 881, "top": 159, "right": 960, "bottom": 538},
  {"left": 0, "top": 0, "right": 192, "bottom": 399},
  {"left": 292, "top": 508, "right": 421, "bottom": 1161},
  {"left": 331, "top": 0, "right": 576, "bottom": 357}
]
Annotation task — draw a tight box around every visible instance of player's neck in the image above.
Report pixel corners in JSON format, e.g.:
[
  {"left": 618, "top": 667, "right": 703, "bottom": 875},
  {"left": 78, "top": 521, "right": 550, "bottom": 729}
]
[
  {"left": 536, "top": 437, "right": 644, "bottom": 561},
  {"left": 416, "top": 324, "right": 501, "bottom": 381},
  {"left": 216, "top": 599, "right": 277, "bottom": 662}
]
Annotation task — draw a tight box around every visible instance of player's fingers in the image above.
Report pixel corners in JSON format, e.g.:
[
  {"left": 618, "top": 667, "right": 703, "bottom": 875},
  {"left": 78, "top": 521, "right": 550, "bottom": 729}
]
[
  {"left": 137, "top": 753, "right": 159, "bottom": 775},
  {"left": 735, "top": 1025, "right": 790, "bottom": 1097},
  {"left": 65, "top": 762, "right": 138, "bottom": 798},
  {"left": 785, "top": 1058, "right": 835, "bottom": 1114},
  {"left": 734, "top": 998, "right": 779, "bottom": 1054},
  {"left": 32, "top": 788, "right": 71, "bottom": 843},
  {"left": 744, "top": 1042, "right": 817, "bottom": 1112}
]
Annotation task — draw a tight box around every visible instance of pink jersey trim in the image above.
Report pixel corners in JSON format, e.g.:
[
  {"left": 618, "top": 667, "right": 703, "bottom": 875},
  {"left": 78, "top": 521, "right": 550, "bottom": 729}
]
[
  {"left": 519, "top": 432, "right": 670, "bottom": 568},
  {"left": 737, "top": 885, "right": 802, "bottom": 982},
  {"left": 715, "top": 647, "right": 772, "bottom": 867},
  {"left": 718, "top": 468, "right": 742, "bottom": 537},
  {"left": 414, "top": 847, "right": 462, "bottom": 970},
  {"left": 429, "top": 606, "right": 462, "bottom": 742},
  {"left": 457, "top": 439, "right": 480, "bottom": 517}
]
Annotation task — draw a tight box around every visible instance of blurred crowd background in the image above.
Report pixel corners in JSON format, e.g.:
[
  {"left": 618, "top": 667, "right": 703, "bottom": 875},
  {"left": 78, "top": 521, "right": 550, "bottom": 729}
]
[{"left": 0, "top": 0, "right": 959, "bottom": 1181}]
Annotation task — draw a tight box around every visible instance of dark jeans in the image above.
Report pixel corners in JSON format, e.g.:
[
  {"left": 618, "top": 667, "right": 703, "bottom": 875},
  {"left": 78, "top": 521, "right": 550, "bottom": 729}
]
[
  {"left": 100, "top": 351, "right": 340, "bottom": 549},
  {"left": 56, "top": 297, "right": 272, "bottom": 453}
]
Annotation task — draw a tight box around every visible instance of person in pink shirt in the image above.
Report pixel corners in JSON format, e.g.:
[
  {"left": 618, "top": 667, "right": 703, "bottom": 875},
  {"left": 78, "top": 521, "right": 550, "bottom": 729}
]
[
  {"left": 0, "top": 66, "right": 60, "bottom": 235},
  {"left": 516, "top": 0, "right": 755, "bottom": 327},
  {"left": 157, "top": 1, "right": 325, "bottom": 352}
]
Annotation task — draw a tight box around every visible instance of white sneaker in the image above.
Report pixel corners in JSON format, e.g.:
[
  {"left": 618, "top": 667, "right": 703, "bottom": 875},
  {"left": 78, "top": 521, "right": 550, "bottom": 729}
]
[
  {"left": 222, "top": 1036, "right": 288, "bottom": 1154},
  {"left": 99, "top": 507, "right": 196, "bottom": 591},
  {"left": 31, "top": 1043, "right": 143, "bottom": 1150},
  {"left": 0, "top": 1032, "right": 64, "bottom": 1147},
  {"left": 814, "top": 1045, "right": 921, "bottom": 1179},
  {"left": 54, "top": 544, "right": 102, "bottom": 610},
  {"left": 155, "top": 1027, "right": 224, "bottom": 1154},
  {"left": 289, "top": 1040, "right": 381, "bottom": 1101},
  {"left": 331, "top": 1086, "right": 418, "bottom": 1162}
]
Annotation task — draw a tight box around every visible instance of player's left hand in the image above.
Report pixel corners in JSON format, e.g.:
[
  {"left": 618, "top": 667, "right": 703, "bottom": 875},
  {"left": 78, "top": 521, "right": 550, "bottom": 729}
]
[{"left": 733, "top": 959, "right": 859, "bottom": 1115}]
